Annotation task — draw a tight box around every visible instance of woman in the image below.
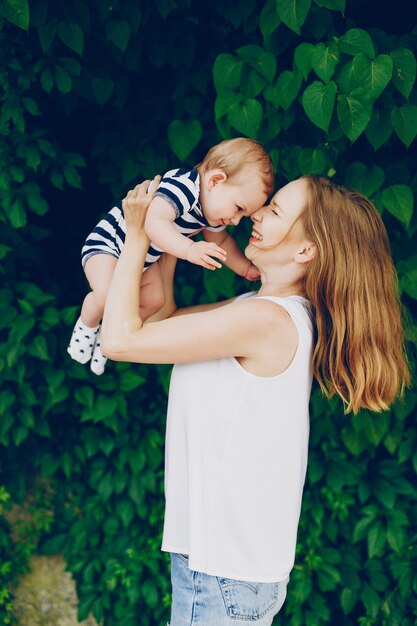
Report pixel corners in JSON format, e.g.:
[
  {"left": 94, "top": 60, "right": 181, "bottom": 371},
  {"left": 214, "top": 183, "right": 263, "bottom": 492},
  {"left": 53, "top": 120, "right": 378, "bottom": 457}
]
[{"left": 101, "top": 175, "right": 409, "bottom": 625}]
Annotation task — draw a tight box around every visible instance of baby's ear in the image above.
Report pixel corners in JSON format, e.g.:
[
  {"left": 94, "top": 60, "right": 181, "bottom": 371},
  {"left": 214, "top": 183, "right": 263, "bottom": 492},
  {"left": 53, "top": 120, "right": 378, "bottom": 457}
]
[{"left": 208, "top": 169, "right": 227, "bottom": 189}]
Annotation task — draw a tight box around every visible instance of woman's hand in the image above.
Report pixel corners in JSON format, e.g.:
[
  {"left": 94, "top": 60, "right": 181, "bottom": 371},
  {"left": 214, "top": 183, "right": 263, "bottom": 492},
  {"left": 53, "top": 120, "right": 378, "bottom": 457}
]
[{"left": 122, "top": 175, "right": 161, "bottom": 235}]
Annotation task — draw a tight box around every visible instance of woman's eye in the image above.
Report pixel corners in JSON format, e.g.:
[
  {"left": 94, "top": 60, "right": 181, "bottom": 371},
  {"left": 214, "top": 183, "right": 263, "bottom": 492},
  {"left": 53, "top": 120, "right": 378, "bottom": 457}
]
[
  {"left": 237, "top": 206, "right": 244, "bottom": 212},
  {"left": 271, "top": 208, "right": 279, "bottom": 215}
]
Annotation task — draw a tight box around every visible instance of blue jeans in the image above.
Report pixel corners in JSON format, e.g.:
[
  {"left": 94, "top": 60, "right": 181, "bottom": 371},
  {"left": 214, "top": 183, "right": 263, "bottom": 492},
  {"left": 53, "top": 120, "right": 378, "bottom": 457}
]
[{"left": 168, "top": 553, "right": 288, "bottom": 626}]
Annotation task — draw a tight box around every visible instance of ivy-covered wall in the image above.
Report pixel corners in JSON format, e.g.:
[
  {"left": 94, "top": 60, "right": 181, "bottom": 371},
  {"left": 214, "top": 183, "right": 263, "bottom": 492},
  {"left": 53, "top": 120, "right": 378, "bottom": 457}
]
[{"left": 0, "top": 1, "right": 416, "bottom": 625}]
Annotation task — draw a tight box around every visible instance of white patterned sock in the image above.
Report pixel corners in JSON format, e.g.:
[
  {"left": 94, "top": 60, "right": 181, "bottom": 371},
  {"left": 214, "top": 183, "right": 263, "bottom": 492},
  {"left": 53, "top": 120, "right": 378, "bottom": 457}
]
[
  {"left": 90, "top": 325, "right": 107, "bottom": 375},
  {"left": 67, "top": 317, "right": 100, "bottom": 365}
]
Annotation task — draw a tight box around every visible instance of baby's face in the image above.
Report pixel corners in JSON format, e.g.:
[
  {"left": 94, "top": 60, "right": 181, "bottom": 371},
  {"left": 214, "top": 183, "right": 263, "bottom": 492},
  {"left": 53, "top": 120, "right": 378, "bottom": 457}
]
[{"left": 202, "top": 171, "right": 268, "bottom": 228}]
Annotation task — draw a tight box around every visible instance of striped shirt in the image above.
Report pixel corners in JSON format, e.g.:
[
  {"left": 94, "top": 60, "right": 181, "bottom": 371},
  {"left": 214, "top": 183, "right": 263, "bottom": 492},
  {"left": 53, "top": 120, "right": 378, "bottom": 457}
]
[{"left": 81, "top": 168, "right": 226, "bottom": 270}]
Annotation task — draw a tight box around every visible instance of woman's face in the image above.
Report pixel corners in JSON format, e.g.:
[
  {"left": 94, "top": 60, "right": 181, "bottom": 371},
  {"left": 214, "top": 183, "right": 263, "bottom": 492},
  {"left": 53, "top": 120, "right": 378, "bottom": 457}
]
[{"left": 245, "top": 178, "right": 309, "bottom": 255}]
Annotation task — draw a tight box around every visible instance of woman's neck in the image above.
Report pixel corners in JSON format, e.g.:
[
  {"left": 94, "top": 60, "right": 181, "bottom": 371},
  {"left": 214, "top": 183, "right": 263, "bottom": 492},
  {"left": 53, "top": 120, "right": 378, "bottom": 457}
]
[{"left": 256, "top": 265, "right": 306, "bottom": 299}]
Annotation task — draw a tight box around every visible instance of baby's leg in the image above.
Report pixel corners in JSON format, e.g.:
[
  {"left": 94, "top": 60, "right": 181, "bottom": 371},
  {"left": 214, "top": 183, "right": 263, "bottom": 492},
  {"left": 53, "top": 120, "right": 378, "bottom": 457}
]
[
  {"left": 83, "top": 253, "right": 118, "bottom": 324},
  {"left": 68, "top": 254, "right": 117, "bottom": 368},
  {"left": 139, "top": 262, "right": 166, "bottom": 321}
]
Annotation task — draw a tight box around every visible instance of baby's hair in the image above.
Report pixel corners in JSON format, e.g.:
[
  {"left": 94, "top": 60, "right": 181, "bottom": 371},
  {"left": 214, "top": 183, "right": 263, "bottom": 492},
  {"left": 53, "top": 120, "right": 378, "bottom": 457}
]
[{"left": 198, "top": 138, "right": 274, "bottom": 195}]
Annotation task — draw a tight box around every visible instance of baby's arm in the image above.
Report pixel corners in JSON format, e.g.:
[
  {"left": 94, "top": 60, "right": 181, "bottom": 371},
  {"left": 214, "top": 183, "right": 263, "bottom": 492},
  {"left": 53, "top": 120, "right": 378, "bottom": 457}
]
[
  {"left": 204, "top": 229, "right": 260, "bottom": 280},
  {"left": 145, "top": 196, "right": 227, "bottom": 270}
]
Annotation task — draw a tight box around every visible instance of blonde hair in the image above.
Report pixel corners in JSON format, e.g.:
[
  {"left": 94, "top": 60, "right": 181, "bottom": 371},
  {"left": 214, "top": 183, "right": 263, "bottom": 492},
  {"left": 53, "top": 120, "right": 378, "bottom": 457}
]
[
  {"left": 301, "top": 175, "right": 410, "bottom": 414},
  {"left": 198, "top": 138, "right": 274, "bottom": 195}
]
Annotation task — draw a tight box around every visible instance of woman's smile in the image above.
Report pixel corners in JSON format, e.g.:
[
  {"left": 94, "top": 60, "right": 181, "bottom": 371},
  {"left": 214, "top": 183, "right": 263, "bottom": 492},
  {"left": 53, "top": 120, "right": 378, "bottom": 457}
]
[{"left": 250, "top": 227, "right": 263, "bottom": 241}]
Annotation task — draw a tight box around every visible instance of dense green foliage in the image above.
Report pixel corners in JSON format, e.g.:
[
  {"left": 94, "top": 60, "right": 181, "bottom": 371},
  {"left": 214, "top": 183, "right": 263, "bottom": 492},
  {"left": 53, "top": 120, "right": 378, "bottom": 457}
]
[{"left": 0, "top": 0, "right": 416, "bottom": 624}]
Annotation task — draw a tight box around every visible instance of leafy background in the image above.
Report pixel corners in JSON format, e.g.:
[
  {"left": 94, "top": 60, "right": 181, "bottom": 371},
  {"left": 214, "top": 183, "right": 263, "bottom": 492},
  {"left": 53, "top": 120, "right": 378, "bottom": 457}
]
[{"left": 0, "top": 0, "right": 416, "bottom": 624}]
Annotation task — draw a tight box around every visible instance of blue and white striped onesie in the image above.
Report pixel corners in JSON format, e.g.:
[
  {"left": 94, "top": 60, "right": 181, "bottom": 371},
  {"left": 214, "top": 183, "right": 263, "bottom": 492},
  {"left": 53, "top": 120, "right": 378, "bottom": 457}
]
[{"left": 81, "top": 168, "right": 226, "bottom": 270}]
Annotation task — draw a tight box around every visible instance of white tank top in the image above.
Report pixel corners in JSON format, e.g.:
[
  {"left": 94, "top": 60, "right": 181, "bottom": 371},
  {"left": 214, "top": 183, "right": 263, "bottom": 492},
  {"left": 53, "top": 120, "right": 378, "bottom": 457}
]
[{"left": 161, "top": 293, "right": 314, "bottom": 582}]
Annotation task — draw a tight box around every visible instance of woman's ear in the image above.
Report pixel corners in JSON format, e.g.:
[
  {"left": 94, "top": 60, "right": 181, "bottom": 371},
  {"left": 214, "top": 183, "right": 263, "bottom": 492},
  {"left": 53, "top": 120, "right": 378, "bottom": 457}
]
[
  {"left": 207, "top": 169, "right": 227, "bottom": 190},
  {"left": 295, "top": 241, "right": 317, "bottom": 264}
]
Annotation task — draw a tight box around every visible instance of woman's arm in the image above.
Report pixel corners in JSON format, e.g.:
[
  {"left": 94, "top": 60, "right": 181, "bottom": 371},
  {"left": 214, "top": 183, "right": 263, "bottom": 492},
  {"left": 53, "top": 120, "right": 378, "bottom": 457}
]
[
  {"left": 101, "top": 179, "right": 295, "bottom": 365},
  {"left": 103, "top": 294, "right": 290, "bottom": 365}
]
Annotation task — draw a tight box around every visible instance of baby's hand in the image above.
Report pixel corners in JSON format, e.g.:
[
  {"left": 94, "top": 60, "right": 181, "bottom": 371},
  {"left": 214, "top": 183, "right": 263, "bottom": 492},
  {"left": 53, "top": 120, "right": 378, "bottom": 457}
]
[
  {"left": 186, "top": 241, "right": 227, "bottom": 270},
  {"left": 243, "top": 262, "right": 261, "bottom": 281}
]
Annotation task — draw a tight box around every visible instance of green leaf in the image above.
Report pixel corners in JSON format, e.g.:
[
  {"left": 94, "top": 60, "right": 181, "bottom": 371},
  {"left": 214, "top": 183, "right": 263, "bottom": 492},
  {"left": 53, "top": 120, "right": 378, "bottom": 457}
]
[
  {"left": 215, "top": 92, "right": 241, "bottom": 119},
  {"left": 40, "top": 534, "right": 67, "bottom": 555},
  {"left": 41, "top": 68, "right": 53, "bottom": 93},
  {"left": 242, "top": 70, "right": 266, "bottom": 99},
  {"left": 92, "top": 77, "right": 114, "bottom": 105},
  {"left": 352, "top": 53, "right": 393, "bottom": 101},
  {"left": 302, "top": 80, "right": 336, "bottom": 132},
  {"left": 116, "top": 499, "right": 134, "bottom": 528},
  {"left": 58, "top": 21, "right": 84, "bottom": 55},
  {"left": 0, "top": 244, "right": 11, "bottom": 260},
  {"left": 362, "top": 583, "right": 381, "bottom": 619},
  {"left": 259, "top": 0, "right": 281, "bottom": 39},
  {"left": 363, "top": 412, "right": 389, "bottom": 446},
  {"left": 314, "top": 0, "right": 345, "bottom": 10},
  {"left": 129, "top": 449, "right": 146, "bottom": 474},
  {"left": 336, "top": 60, "right": 356, "bottom": 93},
  {"left": 18, "top": 406, "right": 35, "bottom": 428},
  {"left": 10, "top": 317, "right": 35, "bottom": 342},
  {"left": 105, "top": 19, "right": 131, "bottom": 52},
  {"left": 365, "top": 106, "right": 393, "bottom": 150},
  {"left": 367, "top": 521, "right": 386, "bottom": 558},
  {"left": 387, "top": 519, "right": 406, "bottom": 553},
  {"left": 75, "top": 386, "right": 94, "bottom": 409},
  {"left": 13, "top": 425, "right": 28, "bottom": 446},
  {"left": 26, "top": 191, "right": 48, "bottom": 215},
  {"left": 120, "top": 370, "right": 146, "bottom": 392},
  {"left": 237, "top": 45, "right": 277, "bottom": 82},
  {"left": 228, "top": 99, "right": 263, "bottom": 138},
  {"left": 154, "top": 0, "right": 174, "bottom": 18},
  {"left": 294, "top": 42, "right": 314, "bottom": 80},
  {"left": 268, "top": 70, "right": 302, "bottom": 110},
  {"left": 342, "top": 424, "right": 369, "bottom": 456},
  {"left": 337, "top": 88, "right": 372, "bottom": 142},
  {"left": 213, "top": 54, "right": 244, "bottom": 92},
  {"left": 381, "top": 184, "right": 413, "bottom": 227},
  {"left": 94, "top": 395, "right": 118, "bottom": 423},
  {"left": 59, "top": 57, "right": 81, "bottom": 76},
  {"left": 168, "top": 119, "right": 202, "bottom": 161},
  {"left": 400, "top": 268, "right": 417, "bottom": 300},
  {"left": 341, "top": 589, "right": 358, "bottom": 615},
  {"left": 0, "top": 390, "right": 15, "bottom": 416},
  {"left": 305, "top": 6, "right": 332, "bottom": 41},
  {"left": 344, "top": 163, "right": 385, "bottom": 197},
  {"left": 142, "top": 579, "right": 159, "bottom": 608},
  {"left": 103, "top": 516, "right": 120, "bottom": 536},
  {"left": 390, "top": 48, "right": 416, "bottom": 98},
  {"left": 9, "top": 200, "right": 27, "bottom": 228},
  {"left": 97, "top": 473, "right": 113, "bottom": 499},
  {"left": 391, "top": 104, "right": 417, "bottom": 148},
  {"left": 28, "top": 335, "right": 50, "bottom": 361},
  {"left": 311, "top": 42, "right": 340, "bottom": 82},
  {"left": 338, "top": 28, "right": 375, "bottom": 59},
  {"left": 0, "top": 0, "right": 29, "bottom": 30},
  {"left": 78, "top": 594, "right": 97, "bottom": 622},
  {"left": 276, "top": 0, "right": 312, "bottom": 35},
  {"left": 298, "top": 148, "right": 327, "bottom": 174},
  {"left": 54, "top": 65, "right": 72, "bottom": 93},
  {"left": 38, "top": 18, "right": 57, "bottom": 52}
]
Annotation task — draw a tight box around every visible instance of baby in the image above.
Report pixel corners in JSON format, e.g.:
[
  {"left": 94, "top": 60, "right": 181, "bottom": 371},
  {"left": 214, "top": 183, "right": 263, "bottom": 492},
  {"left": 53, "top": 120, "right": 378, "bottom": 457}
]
[{"left": 67, "top": 137, "right": 274, "bottom": 374}]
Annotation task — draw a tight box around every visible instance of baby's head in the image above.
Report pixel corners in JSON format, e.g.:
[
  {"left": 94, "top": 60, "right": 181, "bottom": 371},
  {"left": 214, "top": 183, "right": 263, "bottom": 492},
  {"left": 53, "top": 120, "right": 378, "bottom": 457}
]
[{"left": 198, "top": 138, "right": 274, "bottom": 227}]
